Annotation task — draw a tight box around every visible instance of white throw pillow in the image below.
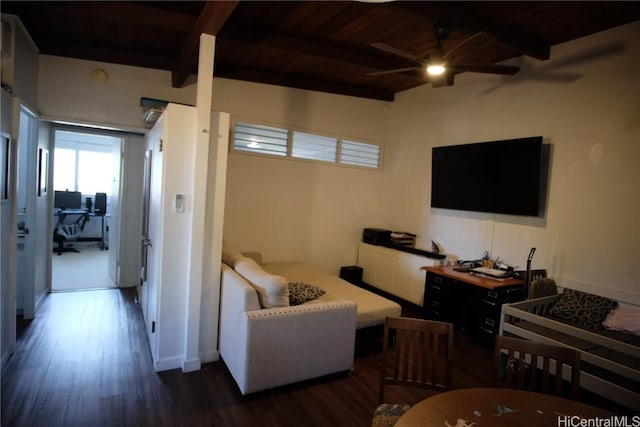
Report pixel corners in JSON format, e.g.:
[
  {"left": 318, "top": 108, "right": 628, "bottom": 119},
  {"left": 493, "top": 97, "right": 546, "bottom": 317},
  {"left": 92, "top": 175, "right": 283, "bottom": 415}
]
[
  {"left": 222, "top": 240, "right": 243, "bottom": 267},
  {"left": 234, "top": 257, "right": 289, "bottom": 308}
]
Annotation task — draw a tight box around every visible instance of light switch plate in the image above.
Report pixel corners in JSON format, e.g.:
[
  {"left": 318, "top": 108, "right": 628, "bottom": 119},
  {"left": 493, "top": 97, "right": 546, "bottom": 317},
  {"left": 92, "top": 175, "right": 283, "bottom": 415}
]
[{"left": 175, "top": 194, "right": 185, "bottom": 213}]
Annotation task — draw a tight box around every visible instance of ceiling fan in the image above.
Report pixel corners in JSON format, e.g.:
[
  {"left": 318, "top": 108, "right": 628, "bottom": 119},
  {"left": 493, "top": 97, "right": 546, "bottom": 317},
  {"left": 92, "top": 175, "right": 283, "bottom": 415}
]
[{"left": 369, "top": 21, "right": 520, "bottom": 87}]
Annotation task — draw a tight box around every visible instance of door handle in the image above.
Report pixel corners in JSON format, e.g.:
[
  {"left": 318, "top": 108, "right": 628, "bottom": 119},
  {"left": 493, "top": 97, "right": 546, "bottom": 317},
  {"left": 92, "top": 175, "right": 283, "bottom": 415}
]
[{"left": 142, "top": 238, "right": 152, "bottom": 247}]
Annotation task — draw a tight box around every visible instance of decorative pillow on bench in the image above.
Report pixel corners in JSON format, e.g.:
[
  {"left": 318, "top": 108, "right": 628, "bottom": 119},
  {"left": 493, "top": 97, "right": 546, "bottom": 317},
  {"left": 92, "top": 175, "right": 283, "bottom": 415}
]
[
  {"left": 548, "top": 288, "right": 617, "bottom": 330},
  {"left": 288, "top": 282, "right": 326, "bottom": 305},
  {"left": 222, "top": 239, "right": 243, "bottom": 268},
  {"left": 234, "top": 256, "right": 289, "bottom": 308}
]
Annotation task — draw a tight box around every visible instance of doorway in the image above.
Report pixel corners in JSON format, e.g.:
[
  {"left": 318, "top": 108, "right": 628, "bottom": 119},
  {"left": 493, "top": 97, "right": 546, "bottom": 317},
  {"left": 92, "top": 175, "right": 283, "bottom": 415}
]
[{"left": 51, "top": 129, "right": 122, "bottom": 292}]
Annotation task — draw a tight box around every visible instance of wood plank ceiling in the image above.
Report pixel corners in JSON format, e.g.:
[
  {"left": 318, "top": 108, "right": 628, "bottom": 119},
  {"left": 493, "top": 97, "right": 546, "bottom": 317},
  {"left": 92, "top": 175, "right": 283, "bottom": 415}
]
[{"left": 3, "top": 1, "right": 640, "bottom": 101}]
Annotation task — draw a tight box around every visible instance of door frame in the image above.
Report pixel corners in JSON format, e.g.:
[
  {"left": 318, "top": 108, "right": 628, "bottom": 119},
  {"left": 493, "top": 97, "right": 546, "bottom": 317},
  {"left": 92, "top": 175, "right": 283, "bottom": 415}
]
[{"left": 16, "top": 104, "right": 41, "bottom": 319}]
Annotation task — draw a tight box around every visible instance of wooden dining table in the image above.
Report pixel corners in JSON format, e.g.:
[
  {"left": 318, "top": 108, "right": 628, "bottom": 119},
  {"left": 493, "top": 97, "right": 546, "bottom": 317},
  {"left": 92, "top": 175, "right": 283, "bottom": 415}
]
[{"left": 394, "top": 388, "right": 616, "bottom": 427}]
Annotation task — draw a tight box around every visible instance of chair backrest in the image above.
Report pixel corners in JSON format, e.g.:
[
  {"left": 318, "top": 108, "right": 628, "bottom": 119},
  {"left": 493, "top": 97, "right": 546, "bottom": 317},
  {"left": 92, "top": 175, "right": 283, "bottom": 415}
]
[
  {"left": 495, "top": 335, "right": 581, "bottom": 399},
  {"left": 378, "top": 317, "right": 454, "bottom": 404}
]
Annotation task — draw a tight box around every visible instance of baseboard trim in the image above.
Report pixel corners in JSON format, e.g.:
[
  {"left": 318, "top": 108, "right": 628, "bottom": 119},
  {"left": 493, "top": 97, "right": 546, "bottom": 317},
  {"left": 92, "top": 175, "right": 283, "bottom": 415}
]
[
  {"left": 182, "top": 358, "right": 201, "bottom": 373},
  {"left": 153, "top": 356, "right": 183, "bottom": 372},
  {"left": 200, "top": 349, "right": 220, "bottom": 364}
]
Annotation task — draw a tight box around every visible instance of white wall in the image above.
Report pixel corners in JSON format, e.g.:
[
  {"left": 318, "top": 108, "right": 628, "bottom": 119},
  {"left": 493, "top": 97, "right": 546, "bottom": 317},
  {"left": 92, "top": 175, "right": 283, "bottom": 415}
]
[
  {"left": 384, "top": 22, "right": 640, "bottom": 305},
  {"left": 1, "top": 88, "right": 16, "bottom": 368},
  {"left": 214, "top": 79, "right": 390, "bottom": 272},
  {"left": 37, "top": 55, "right": 197, "bottom": 131},
  {"left": 36, "top": 55, "right": 391, "bottom": 275},
  {"left": 1, "top": 15, "right": 39, "bottom": 110},
  {"left": 34, "top": 22, "right": 639, "bottom": 306}
]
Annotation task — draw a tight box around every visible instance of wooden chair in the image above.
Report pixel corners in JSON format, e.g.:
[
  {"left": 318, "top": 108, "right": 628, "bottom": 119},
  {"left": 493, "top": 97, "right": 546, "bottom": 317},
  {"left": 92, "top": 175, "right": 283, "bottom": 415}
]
[
  {"left": 372, "top": 317, "right": 454, "bottom": 427},
  {"left": 495, "top": 335, "right": 581, "bottom": 399}
]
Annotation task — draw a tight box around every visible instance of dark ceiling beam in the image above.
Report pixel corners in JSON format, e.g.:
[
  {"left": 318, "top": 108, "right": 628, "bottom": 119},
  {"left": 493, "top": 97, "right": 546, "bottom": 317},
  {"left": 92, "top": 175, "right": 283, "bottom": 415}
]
[
  {"left": 218, "top": 24, "right": 416, "bottom": 71},
  {"left": 34, "top": 2, "right": 198, "bottom": 32},
  {"left": 172, "top": 1, "right": 239, "bottom": 88},
  {"left": 36, "top": 40, "right": 175, "bottom": 71},
  {"left": 392, "top": 2, "right": 550, "bottom": 60},
  {"left": 214, "top": 63, "right": 395, "bottom": 102}
]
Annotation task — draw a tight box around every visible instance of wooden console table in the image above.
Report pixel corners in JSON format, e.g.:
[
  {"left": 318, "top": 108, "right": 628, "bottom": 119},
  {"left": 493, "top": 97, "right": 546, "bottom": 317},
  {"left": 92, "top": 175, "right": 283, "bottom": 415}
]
[{"left": 422, "top": 266, "right": 524, "bottom": 344}]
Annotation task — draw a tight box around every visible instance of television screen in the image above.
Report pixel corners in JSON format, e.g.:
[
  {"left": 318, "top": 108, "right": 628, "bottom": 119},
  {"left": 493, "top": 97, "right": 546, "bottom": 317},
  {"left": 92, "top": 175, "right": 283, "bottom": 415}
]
[{"left": 431, "top": 136, "right": 543, "bottom": 216}]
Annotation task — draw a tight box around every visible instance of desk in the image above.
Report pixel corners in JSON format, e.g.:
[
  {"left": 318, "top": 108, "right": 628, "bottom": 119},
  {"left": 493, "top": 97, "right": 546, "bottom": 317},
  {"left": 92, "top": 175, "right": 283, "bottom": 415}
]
[
  {"left": 422, "top": 266, "right": 524, "bottom": 344},
  {"left": 395, "top": 388, "right": 614, "bottom": 427}
]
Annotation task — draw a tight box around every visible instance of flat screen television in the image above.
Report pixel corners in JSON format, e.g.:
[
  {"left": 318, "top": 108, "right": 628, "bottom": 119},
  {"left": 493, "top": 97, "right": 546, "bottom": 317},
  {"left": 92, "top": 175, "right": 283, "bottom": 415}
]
[{"left": 431, "top": 136, "right": 544, "bottom": 216}]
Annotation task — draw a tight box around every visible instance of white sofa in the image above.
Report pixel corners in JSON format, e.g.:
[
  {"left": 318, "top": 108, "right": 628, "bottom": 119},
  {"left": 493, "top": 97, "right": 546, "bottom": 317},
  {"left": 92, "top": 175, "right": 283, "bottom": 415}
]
[{"left": 219, "top": 253, "right": 401, "bottom": 395}]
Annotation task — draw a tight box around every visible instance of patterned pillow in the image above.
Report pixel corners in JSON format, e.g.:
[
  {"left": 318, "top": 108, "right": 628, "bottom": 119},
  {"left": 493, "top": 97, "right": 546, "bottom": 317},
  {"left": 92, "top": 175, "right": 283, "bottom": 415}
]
[
  {"left": 548, "top": 288, "right": 617, "bottom": 330},
  {"left": 288, "top": 282, "right": 326, "bottom": 305}
]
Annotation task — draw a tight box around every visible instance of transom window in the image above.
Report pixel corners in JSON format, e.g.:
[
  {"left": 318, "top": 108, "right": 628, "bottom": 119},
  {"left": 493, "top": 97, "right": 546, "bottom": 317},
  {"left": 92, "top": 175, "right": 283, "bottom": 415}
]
[
  {"left": 232, "top": 121, "right": 382, "bottom": 169},
  {"left": 292, "top": 131, "right": 337, "bottom": 163}
]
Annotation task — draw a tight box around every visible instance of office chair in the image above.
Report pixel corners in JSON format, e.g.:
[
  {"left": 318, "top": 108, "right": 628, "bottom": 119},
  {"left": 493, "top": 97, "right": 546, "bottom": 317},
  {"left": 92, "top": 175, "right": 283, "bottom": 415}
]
[{"left": 53, "top": 211, "right": 88, "bottom": 255}]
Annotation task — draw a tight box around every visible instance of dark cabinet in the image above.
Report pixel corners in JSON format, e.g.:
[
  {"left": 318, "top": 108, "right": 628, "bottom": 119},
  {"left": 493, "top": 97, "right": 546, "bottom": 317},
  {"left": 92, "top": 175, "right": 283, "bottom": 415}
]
[
  {"left": 423, "top": 267, "right": 524, "bottom": 345},
  {"left": 424, "top": 273, "right": 455, "bottom": 323},
  {"left": 473, "top": 286, "right": 523, "bottom": 344}
]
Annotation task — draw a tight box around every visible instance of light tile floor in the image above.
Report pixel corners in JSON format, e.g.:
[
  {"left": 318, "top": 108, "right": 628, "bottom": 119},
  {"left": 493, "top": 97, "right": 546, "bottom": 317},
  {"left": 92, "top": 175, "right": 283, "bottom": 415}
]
[{"left": 52, "top": 244, "right": 115, "bottom": 291}]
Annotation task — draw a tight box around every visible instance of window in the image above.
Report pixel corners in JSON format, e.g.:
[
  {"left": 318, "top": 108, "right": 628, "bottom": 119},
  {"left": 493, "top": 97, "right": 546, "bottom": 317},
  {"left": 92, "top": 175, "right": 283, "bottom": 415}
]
[
  {"left": 53, "top": 130, "right": 116, "bottom": 196},
  {"left": 54, "top": 148, "right": 113, "bottom": 195},
  {"left": 77, "top": 151, "right": 113, "bottom": 195},
  {"left": 53, "top": 148, "right": 76, "bottom": 191},
  {"left": 232, "top": 121, "right": 382, "bottom": 169},
  {"left": 292, "top": 131, "right": 337, "bottom": 162},
  {"left": 340, "top": 140, "right": 381, "bottom": 168},
  {"left": 233, "top": 122, "right": 288, "bottom": 157}
]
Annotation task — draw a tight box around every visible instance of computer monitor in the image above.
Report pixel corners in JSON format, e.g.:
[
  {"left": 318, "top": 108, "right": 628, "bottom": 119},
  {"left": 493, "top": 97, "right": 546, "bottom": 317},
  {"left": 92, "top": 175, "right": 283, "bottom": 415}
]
[{"left": 54, "top": 190, "right": 82, "bottom": 209}]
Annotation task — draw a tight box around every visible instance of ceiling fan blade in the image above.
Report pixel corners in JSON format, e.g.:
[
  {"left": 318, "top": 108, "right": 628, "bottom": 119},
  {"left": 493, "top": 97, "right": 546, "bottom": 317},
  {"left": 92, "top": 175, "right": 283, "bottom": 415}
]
[
  {"left": 443, "top": 32, "right": 493, "bottom": 62},
  {"left": 367, "top": 67, "right": 422, "bottom": 76},
  {"left": 370, "top": 42, "right": 426, "bottom": 64},
  {"left": 452, "top": 63, "right": 520, "bottom": 75}
]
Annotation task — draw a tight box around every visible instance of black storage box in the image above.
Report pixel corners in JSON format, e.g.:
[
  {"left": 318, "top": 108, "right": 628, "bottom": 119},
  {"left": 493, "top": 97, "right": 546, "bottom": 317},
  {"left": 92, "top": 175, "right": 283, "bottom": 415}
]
[
  {"left": 362, "top": 228, "right": 391, "bottom": 245},
  {"left": 340, "top": 265, "right": 363, "bottom": 286}
]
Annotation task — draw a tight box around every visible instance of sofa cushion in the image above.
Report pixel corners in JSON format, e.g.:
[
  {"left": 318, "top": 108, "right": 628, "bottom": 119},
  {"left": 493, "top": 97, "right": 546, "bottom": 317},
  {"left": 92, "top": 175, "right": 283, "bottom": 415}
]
[
  {"left": 234, "top": 256, "right": 289, "bottom": 308},
  {"left": 288, "top": 282, "right": 326, "bottom": 305},
  {"left": 222, "top": 240, "right": 244, "bottom": 267},
  {"left": 549, "top": 288, "right": 617, "bottom": 330}
]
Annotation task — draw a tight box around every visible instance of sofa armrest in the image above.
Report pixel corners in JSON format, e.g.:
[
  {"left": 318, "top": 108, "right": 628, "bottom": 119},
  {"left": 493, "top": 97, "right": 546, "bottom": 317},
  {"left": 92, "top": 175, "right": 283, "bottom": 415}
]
[{"left": 232, "top": 301, "right": 357, "bottom": 394}]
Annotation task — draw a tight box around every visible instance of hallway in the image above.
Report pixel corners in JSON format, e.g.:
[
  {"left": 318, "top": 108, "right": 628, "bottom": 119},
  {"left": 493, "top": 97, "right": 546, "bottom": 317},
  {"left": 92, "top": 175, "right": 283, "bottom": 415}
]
[{"left": 1, "top": 288, "right": 172, "bottom": 426}]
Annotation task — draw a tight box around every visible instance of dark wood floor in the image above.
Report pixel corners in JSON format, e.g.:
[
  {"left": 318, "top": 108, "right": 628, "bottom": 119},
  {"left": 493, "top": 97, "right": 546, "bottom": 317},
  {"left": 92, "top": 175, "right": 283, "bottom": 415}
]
[{"left": 2, "top": 288, "right": 627, "bottom": 427}]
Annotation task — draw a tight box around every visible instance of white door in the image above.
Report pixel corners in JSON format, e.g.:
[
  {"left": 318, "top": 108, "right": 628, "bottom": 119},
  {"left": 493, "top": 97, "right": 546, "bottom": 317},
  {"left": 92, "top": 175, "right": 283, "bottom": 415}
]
[
  {"left": 139, "top": 139, "right": 153, "bottom": 315},
  {"left": 1, "top": 92, "right": 18, "bottom": 365},
  {"left": 15, "top": 106, "right": 39, "bottom": 319},
  {"left": 141, "top": 118, "right": 163, "bottom": 352},
  {"left": 108, "top": 138, "right": 122, "bottom": 285}
]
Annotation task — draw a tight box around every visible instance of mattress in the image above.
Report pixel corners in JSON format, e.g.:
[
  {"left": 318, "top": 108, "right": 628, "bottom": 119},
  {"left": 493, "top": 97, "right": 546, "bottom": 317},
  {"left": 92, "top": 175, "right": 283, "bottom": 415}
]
[{"left": 262, "top": 261, "right": 401, "bottom": 329}]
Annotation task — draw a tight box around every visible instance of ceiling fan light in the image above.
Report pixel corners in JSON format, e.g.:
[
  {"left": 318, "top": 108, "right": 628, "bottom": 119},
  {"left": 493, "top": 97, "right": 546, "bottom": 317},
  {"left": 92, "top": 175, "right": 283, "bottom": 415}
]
[{"left": 426, "top": 64, "right": 446, "bottom": 76}]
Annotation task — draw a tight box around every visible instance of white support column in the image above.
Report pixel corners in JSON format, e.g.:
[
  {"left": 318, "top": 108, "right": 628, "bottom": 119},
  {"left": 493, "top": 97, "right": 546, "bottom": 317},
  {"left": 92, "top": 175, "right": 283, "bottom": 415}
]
[{"left": 182, "top": 33, "right": 216, "bottom": 373}]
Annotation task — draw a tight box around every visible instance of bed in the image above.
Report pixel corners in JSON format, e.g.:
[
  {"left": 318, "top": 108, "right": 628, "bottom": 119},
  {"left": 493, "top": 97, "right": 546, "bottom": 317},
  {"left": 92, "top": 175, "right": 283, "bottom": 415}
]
[
  {"left": 500, "top": 295, "right": 640, "bottom": 410},
  {"left": 262, "top": 261, "right": 402, "bottom": 329}
]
